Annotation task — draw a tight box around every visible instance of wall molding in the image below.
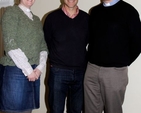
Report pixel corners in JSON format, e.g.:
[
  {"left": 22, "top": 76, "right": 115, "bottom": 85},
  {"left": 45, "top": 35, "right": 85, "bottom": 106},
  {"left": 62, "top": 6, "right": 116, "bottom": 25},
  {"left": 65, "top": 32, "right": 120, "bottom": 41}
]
[{"left": 0, "top": 0, "right": 14, "bottom": 8}]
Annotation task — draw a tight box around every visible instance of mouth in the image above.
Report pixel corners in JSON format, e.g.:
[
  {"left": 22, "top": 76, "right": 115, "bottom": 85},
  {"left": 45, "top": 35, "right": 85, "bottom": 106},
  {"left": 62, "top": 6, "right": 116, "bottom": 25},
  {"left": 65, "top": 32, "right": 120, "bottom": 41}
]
[{"left": 68, "top": 0, "right": 75, "bottom": 2}]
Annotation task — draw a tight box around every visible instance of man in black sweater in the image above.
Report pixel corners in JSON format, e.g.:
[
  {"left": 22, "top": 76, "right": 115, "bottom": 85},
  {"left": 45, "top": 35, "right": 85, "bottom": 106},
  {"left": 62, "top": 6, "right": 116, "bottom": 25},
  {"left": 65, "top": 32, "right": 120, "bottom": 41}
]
[
  {"left": 84, "top": 0, "right": 141, "bottom": 113},
  {"left": 43, "top": 0, "right": 89, "bottom": 113}
]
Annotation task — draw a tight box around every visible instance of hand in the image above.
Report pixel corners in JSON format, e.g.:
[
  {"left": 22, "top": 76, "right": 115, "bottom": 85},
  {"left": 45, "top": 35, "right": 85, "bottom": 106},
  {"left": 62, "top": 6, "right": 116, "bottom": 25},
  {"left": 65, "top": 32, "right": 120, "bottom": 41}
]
[
  {"left": 27, "top": 71, "right": 37, "bottom": 81},
  {"left": 34, "top": 68, "right": 41, "bottom": 80}
]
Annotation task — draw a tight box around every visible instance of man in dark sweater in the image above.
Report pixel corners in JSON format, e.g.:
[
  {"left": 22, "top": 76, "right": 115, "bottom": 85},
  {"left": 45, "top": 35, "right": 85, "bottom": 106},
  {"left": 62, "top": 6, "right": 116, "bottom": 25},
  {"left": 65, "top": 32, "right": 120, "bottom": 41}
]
[
  {"left": 43, "top": 0, "right": 89, "bottom": 113},
  {"left": 84, "top": 0, "right": 141, "bottom": 113}
]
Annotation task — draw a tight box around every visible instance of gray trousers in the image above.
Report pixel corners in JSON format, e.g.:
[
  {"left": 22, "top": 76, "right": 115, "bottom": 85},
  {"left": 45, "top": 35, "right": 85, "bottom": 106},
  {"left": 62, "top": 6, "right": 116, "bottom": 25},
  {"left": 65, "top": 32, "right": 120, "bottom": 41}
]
[{"left": 84, "top": 62, "right": 128, "bottom": 113}]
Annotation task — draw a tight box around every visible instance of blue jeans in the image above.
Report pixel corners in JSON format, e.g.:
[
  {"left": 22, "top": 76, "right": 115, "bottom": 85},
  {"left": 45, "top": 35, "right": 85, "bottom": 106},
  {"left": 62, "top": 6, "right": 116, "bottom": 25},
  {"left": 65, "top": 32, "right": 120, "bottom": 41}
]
[
  {"left": 0, "top": 64, "right": 4, "bottom": 109},
  {"left": 48, "top": 66, "right": 85, "bottom": 113}
]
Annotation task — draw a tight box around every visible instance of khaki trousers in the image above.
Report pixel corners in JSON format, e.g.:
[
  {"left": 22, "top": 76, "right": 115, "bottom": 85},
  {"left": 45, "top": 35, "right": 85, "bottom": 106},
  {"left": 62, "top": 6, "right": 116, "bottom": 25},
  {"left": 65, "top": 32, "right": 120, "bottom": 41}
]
[{"left": 84, "top": 62, "right": 128, "bottom": 113}]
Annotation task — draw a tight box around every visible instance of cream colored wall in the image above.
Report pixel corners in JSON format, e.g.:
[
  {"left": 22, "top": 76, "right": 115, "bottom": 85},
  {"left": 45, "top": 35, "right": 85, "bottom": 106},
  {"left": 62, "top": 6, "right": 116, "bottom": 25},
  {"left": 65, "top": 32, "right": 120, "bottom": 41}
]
[{"left": 31, "top": 0, "right": 141, "bottom": 113}]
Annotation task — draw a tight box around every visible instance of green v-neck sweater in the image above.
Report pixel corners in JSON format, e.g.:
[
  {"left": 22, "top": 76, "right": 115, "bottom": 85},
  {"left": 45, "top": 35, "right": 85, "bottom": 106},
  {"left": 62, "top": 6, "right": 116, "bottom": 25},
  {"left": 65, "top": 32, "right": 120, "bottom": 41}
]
[{"left": 0, "top": 5, "right": 48, "bottom": 66}]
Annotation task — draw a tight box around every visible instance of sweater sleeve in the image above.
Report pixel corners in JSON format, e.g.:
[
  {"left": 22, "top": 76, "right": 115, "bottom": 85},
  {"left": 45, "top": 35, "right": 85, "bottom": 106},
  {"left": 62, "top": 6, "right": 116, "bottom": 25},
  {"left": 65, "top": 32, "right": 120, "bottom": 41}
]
[
  {"left": 2, "top": 7, "right": 35, "bottom": 76},
  {"left": 127, "top": 7, "right": 141, "bottom": 65},
  {"left": 43, "top": 14, "right": 52, "bottom": 51},
  {"left": 38, "top": 21, "right": 49, "bottom": 72},
  {"left": 2, "top": 7, "right": 19, "bottom": 52}
]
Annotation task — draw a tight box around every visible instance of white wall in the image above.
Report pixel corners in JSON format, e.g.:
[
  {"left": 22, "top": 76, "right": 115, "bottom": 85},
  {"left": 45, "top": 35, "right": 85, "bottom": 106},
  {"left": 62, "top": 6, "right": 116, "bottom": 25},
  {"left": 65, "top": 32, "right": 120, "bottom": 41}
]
[
  {"left": 31, "top": 0, "right": 141, "bottom": 113},
  {"left": 0, "top": 0, "right": 14, "bottom": 8}
]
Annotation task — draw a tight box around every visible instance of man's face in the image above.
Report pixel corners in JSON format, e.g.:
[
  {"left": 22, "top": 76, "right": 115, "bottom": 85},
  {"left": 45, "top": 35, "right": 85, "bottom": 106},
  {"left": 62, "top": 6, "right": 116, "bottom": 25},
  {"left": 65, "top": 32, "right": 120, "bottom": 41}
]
[
  {"left": 63, "top": 0, "right": 78, "bottom": 9},
  {"left": 20, "top": 0, "right": 35, "bottom": 8},
  {"left": 102, "top": 0, "right": 112, "bottom": 3}
]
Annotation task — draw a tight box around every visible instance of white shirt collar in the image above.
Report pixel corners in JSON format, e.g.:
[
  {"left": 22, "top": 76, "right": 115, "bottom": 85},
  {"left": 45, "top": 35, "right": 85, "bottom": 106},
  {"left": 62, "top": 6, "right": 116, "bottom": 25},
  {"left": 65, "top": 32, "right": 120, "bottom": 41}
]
[
  {"left": 18, "top": 4, "right": 33, "bottom": 20},
  {"left": 18, "top": 4, "right": 31, "bottom": 13},
  {"left": 103, "top": 0, "right": 120, "bottom": 7}
]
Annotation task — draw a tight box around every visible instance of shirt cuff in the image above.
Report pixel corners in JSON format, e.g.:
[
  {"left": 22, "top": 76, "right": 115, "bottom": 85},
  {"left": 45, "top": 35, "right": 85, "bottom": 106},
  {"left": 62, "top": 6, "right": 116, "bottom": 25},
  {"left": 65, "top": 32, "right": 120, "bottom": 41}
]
[
  {"left": 36, "top": 51, "right": 48, "bottom": 73},
  {"left": 8, "top": 48, "right": 33, "bottom": 76}
]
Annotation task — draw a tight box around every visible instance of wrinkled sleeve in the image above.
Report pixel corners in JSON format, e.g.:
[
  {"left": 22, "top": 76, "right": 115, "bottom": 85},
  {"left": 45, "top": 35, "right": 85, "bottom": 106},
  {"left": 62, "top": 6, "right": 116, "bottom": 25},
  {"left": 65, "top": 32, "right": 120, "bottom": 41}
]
[
  {"left": 8, "top": 48, "right": 33, "bottom": 76},
  {"left": 36, "top": 51, "right": 48, "bottom": 73}
]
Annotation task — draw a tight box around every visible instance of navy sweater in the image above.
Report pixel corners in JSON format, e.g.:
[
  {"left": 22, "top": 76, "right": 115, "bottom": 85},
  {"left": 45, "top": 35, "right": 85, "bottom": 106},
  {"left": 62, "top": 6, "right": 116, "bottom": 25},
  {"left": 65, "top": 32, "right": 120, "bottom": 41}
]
[
  {"left": 43, "top": 8, "right": 89, "bottom": 69},
  {"left": 88, "top": 0, "right": 141, "bottom": 67}
]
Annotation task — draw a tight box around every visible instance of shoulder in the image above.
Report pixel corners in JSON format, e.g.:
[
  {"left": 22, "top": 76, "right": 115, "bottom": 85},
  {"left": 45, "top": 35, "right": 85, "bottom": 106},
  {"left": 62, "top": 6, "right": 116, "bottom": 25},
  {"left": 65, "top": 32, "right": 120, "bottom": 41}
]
[
  {"left": 47, "top": 8, "right": 61, "bottom": 17},
  {"left": 4, "top": 5, "right": 19, "bottom": 15},
  {"left": 90, "top": 3, "right": 102, "bottom": 10},
  {"left": 79, "top": 10, "right": 89, "bottom": 16},
  {"left": 78, "top": 10, "right": 89, "bottom": 20},
  {"left": 121, "top": 1, "right": 137, "bottom": 9},
  {"left": 120, "top": 1, "right": 139, "bottom": 16},
  {"left": 89, "top": 3, "right": 102, "bottom": 14},
  {"left": 44, "top": 8, "right": 62, "bottom": 22},
  {"left": 2, "top": 5, "right": 19, "bottom": 21}
]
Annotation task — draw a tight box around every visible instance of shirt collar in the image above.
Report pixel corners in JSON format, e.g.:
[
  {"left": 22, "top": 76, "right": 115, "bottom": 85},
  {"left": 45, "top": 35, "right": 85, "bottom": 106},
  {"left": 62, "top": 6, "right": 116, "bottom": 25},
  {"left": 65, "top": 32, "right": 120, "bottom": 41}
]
[
  {"left": 62, "top": 5, "right": 79, "bottom": 19},
  {"left": 18, "top": 4, "right": 31, "bottom": 13},
  {"left": 103, "top": 0, "right": 120, "bottom": 7}
]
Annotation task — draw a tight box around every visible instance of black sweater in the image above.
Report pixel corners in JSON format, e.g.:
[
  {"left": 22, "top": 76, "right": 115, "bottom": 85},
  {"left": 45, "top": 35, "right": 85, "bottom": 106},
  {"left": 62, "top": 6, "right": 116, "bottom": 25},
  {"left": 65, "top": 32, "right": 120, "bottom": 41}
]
[
  {"left": 88, "top": 0, "right": 141, "bottom": 67},
  {"left": 43, "top": 8, "right": 89, "bottom": 69}
]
